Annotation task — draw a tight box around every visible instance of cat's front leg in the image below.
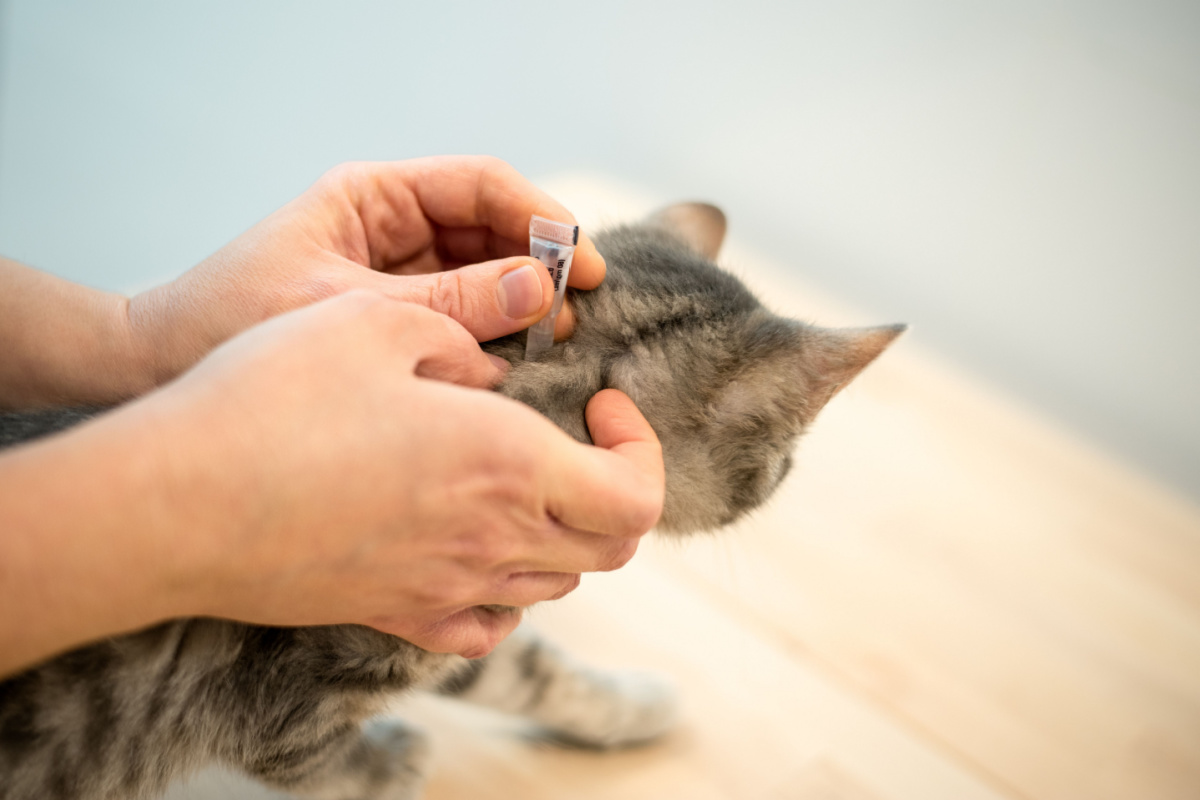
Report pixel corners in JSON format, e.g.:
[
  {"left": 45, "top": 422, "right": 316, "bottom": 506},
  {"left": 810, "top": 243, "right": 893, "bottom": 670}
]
[
  {"left": 435, "top": 625, "right": 678, "bottom": 748},
  {"left": 242, "top": 717, "right": 430, "bottom": 800}
]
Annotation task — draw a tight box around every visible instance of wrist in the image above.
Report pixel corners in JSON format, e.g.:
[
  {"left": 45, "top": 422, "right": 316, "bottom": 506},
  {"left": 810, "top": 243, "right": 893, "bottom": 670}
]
[
  {"left": 125, "top": 283, "right": 197, "bottom": 391},
  {"left": 0, "top": 258, "right": 160, "bottom": 409},
  {"left": 107, "top": 386, "right": 248, "bottom": 621},
  {"left": 103, "top": 293, "right": 161, "bottom": 400},
  {"left": 0, "top": 398, "right": 206, "bottom": 675},
  {"left": 118, "top": 378, "right": 275, "bottom": 623}
]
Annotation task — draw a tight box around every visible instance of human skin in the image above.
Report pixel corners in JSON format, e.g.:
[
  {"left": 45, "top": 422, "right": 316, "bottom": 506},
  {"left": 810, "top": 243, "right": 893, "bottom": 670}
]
[
  {"left": 0, "top": 157, "right": 664, "bottom": 677},
  {"left": 0, "top": 156, "right": 607, "bottom": 411}
]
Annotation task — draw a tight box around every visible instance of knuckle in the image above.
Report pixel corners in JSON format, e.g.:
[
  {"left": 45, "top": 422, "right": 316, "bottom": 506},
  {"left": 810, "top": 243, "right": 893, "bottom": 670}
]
[
  {"left": 416, "top": 590, "right": 451, "bottom": 612},
  {"left": 416, "top": 302, "right": 476, "bottom": 353},
  {"left": 427, "top": 271, "right": 469, "bottom": 322},
  {"left": 395, "top": 297, "right": 431, "bottom": 316},
  {"left": 474, "top": 538, "right": 511, "bottom": 569},
  {"left": 326, "top": 288, "right": 386, "bottom": 321},
  {"left": 631, "top": 489, "right": 665, "bottom": 535},
  {"left": 597, "top": 539, "right": 638, "bottom": 573},
  {"left": 477, "top": 615, "right": 521, "bottom": 658},
  {"left": 608, "top": 484, "right": 663, "bottom": 539},
  {"left": 391, "top": 298, "right": 433, "bottom": 326},
  {"left": 338, "top": 287, "right": 384, "bottom": 308},
  {"left": 454, "top": 526, "right": 516, "bottom": 571},
  {"left": 391, "top": 301, "right": 455, "bottom": 344},
  {"left": 293, "top": 272, "right": 346, "bottom": 306},
  {"left": 410, "top": 574, "right": 461, "bottom": 608},
  {"left": 477, "top": 154, "right": 512, "bottom": 177},
  {"left": 319, "top": 160, "right": 366, "bottom": 189},
  {"left": 490, "top": 439, "right": 541, "bottom": 485},
  {"left": 551, "top": 573, "right": 582, "bottom": 600},
  {"left": 474, "top": 157, "right": 525, "bottom": 220}
]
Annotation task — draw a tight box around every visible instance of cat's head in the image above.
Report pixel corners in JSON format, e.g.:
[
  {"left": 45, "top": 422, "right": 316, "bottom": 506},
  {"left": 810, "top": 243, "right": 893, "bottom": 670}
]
[{"left": 606, "top": 203, "right": 904, "bottom": 534}]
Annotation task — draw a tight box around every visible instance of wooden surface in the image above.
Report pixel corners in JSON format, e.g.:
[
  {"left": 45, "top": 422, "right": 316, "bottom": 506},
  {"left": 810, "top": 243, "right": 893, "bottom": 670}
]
[{"left": 167, "top": 178, "right": 1200, "bottom": 800}]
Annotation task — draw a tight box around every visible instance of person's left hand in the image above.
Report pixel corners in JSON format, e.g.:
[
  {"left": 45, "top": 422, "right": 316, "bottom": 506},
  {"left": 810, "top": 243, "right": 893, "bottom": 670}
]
[{"left": 127, "top": 156, "right": 603, "bottom": 385}]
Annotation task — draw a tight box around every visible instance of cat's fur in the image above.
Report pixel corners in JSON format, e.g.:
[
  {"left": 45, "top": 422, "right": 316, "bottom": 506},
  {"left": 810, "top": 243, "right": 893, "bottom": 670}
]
[{"left": 0, "top": 204, "right": 902, "bottom": 800}]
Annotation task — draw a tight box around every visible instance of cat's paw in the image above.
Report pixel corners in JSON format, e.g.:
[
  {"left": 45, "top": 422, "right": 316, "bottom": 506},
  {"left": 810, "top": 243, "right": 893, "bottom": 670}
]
[{"left": 541, "top": 670, "right": 680, "bottom": 750}]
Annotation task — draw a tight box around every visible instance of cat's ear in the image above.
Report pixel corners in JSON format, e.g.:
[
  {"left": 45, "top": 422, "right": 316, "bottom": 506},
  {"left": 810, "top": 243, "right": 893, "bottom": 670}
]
[
  {"left": 648, "top": 202, "right": 727, "bottom": 259},
  {"left": 800, "top": 324, "right": 907, "bottom": 415}
]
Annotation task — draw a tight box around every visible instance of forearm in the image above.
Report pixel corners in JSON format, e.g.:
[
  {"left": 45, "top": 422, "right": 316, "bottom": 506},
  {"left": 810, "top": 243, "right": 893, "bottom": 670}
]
[
  {"left": 0, "top": 401, "right": 210, "bottom": 677},
  {"left": 0, "top": 258, "right": 157, "bottom": 410}
]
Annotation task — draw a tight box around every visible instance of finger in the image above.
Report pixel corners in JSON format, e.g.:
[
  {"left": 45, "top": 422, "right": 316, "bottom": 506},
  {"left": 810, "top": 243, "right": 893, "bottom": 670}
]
[
  {"left": 383, "top": 244, "right": 443, "bottom": 276},
  {"left": 395, "top": 569, "right": 585, "bottom": 657},
  {"left": 429, "top": 226, "right": 584, "bottom": 342},
  {"left": 339, "top": 157, "right": 607, "bottom": 290},
  {"left": 433, "top": 225, "right": 533, "bottom": 268},
  {"left": 370, "top": 257, "right": 554, "bottom": 343},
  {"left": 429, "top": 225, "right": 605, "bottom": 294},
  {"left": 554, "top": 300, "right": 576, "bottom": 340},
  {"left": 378, "top": 301, "right": 509, "bottom": 389},
  {"left": 566, "top": 236, "right": 605, "bottom": 290},
  {"left": 413, "top": 157, "right": 607, "bottom": 290},
  {"left": 543, "top": 389, "right": 665, "bottom": 538},
  {"left": 395, "top": 605, "right": 524, "bottom": 659},
  {"left": 490, "top": 517, "right": 640, "bottom": 576},
  {"left": 490, "top": 571, "right": 582, "bottom": 606}
]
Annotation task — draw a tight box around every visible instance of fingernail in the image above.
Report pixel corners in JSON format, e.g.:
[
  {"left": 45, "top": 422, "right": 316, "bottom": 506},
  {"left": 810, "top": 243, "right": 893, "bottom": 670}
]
[{"left": 497, "top": 264, "right": 544, "bottom": 319}]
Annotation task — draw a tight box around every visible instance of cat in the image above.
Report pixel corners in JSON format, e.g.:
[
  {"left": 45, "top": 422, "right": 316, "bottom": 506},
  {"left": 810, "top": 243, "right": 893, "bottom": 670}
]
[{"left": 0, "top": 203, "right": 903, "bottom": 800}]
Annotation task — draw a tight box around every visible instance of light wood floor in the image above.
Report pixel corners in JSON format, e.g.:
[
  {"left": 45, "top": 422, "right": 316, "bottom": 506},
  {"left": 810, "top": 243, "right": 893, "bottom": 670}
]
[{"left": 166, "top": 179, "right": 1200, "bottom": 800}]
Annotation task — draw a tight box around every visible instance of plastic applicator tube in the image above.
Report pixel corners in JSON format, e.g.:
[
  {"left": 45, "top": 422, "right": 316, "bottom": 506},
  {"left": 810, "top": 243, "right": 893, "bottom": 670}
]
[{"left": 524, "top": 215, "right": 579, "bottom": 360}]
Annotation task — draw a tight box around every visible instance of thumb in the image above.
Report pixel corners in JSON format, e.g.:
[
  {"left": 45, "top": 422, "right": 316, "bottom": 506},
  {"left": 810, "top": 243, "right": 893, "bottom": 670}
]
[
  {"left": 370, "top": 257, "right": 555, "bottom": 342},
  {"left": 543, "top": 389, "right": 664, "bottom": 539}
]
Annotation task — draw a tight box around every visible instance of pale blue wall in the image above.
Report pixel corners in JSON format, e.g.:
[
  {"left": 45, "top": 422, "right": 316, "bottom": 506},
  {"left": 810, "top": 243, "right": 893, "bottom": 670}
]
[{"left": 2, "top": 0, "right": 1197, "bottom": 500}]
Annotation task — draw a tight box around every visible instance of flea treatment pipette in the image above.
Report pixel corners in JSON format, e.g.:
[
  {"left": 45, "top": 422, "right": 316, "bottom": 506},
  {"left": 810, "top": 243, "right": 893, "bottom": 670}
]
[{"left": 524, "top": 215, "right": 579, "bottom": 360}]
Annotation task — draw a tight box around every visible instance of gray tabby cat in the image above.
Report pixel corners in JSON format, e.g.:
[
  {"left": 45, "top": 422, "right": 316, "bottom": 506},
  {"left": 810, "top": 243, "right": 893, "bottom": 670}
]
[{"left": 0, "top": 204, "right": 902, "bottom": 800}]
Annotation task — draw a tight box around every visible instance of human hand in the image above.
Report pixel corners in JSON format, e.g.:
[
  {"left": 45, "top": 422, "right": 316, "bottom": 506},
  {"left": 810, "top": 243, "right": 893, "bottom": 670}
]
[
  {"left": 128, "top": 156, "right": 604, "bottom": 386},
  {"left": 138, "top": 291, "right": 663, "bottom": 659}
]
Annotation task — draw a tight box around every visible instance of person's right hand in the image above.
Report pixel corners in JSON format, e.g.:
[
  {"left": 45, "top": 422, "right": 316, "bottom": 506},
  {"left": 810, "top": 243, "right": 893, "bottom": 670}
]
[{"left": 133, "top": 291, "right": 664, "bottom": 659}]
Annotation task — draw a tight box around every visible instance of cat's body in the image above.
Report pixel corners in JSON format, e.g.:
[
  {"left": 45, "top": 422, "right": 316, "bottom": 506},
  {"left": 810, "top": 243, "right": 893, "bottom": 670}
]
[
  {"left": 0, "top": 617, "right": 670, "bottom": 800},
  {"left": 0, "top": 204, "right": 902, "bottom": 800}
]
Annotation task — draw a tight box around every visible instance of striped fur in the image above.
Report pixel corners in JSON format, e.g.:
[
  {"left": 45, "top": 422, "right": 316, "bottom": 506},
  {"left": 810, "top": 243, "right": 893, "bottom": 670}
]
[{"left": 0, "top": 206, "right": 899, "bottom": 798}]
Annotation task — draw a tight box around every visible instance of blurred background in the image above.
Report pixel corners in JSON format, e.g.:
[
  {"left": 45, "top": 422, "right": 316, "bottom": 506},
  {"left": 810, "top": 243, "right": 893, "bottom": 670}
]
[{"left": 0, "top": 0, "right": 1196, "bottom": 501}]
